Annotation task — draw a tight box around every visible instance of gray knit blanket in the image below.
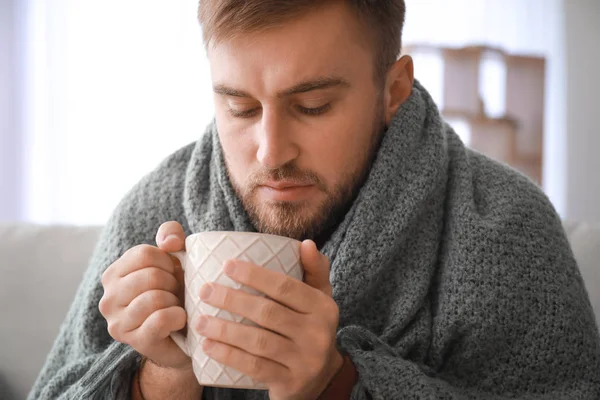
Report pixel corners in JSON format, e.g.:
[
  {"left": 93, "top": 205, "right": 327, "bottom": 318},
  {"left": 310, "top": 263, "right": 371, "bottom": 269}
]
[{"left": 29, "top": 82, "right": 600, "bottom": 399}]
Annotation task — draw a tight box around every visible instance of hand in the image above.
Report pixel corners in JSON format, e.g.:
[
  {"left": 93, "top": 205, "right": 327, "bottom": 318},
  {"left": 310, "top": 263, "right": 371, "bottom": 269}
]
[
  {"left": 99, "top": 221, "right": 191, "bottom": 371},
  {"left": 194, "top": 240, "right": 343, "bottom": 400}
]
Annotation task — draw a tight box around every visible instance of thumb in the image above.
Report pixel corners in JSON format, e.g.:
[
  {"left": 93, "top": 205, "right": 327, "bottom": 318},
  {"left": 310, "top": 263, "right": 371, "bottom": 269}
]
[
  {"left": 155, "top": 221, "right": 186, "bottom": 301},
  {"left": 156, "top": 221, "right": 186, "bottom": 253},
  {"left": 300, "top": 240, "right": 332, "bottom": 297}
]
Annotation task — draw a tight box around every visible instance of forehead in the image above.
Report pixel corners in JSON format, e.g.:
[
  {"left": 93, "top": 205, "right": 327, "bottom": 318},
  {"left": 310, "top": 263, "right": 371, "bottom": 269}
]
[{"left": 206, "top": 2, "right": 374, "bottom": 95}]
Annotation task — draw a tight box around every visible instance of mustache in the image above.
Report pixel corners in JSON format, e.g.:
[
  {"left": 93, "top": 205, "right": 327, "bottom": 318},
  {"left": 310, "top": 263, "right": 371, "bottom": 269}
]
[{"left": 247, "top": 163, "right": 327, "bottom": 191}]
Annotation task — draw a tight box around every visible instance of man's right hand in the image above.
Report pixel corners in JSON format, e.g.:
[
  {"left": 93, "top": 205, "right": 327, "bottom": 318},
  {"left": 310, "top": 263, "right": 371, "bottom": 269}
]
[{"left": 99, "top": 221, "right": 191, "bottom": 371}]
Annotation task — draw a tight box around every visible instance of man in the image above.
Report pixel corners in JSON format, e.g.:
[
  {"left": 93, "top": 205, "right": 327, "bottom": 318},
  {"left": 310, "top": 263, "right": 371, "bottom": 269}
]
[{"left": 30, "top": 1, "right": 600, "bottom": 399}]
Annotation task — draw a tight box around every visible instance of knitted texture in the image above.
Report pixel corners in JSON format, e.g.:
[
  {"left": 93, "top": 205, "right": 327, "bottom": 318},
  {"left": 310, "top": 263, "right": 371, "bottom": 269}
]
[{"left": 29, "top": 82, "right": 600, "bottom": 400}]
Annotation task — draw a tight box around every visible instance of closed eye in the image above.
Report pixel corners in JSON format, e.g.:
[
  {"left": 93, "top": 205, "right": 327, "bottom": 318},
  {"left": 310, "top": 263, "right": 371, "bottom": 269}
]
[
  {"left": 297, "top": 104, "right": 331, "bottom": 116},
  {"left": 228, "top": 108, "right": 259, "bottom": 118}
]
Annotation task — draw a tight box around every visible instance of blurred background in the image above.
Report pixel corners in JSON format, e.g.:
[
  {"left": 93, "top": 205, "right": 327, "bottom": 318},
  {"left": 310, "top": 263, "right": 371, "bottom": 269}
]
[{"left": 1, "top": 0, "right": 599, "bottom": 226}]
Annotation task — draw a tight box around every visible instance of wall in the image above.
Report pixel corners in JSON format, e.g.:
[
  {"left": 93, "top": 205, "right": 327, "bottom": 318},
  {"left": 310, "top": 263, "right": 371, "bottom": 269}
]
[
  {"left": 564, "top": 0, "right": 600, "bottom": 223},
  {"left": 16, "top": 0, "right": 212, "bottom": 225},
  {"left": 0, "top": 0, "right": 22, "bottom": 221}
]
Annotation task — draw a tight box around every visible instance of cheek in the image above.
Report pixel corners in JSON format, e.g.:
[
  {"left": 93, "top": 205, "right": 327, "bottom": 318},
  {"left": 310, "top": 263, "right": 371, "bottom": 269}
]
[
  {"left": 307, "top": 106, "right": 376, "bottom": 184},
  {"left": 215, "top": 118, "right": 256, "bottom": 183}
]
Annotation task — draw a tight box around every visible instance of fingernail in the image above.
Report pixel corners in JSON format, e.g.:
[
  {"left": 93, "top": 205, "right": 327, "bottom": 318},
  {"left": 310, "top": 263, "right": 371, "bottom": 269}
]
[
  {"left": 224, "top": 260, "right": 236, "bottom": 275},
  {"left": 165, "top": 234, "right": 179, "bottom": 243},
  {"left": 200, "top": 284, "right": 213, "bottom": 301},
  {"left": 196, "top": 316, "right": 208, "bottom": 333}
]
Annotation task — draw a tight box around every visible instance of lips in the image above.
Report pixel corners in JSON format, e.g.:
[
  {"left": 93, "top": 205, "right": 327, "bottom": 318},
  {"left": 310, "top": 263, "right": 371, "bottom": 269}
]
[
  {"left": 261, "top": 180, "right": 313, "bottom": 190},
  {"left": 257, "top": 181, "right": 316, "bottom": 202}
]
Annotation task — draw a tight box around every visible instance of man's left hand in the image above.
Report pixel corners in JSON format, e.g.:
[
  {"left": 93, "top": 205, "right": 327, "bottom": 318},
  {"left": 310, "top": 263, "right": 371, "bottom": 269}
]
[{"left": 194, "top": 239, "right": 343, "bottom": 400}]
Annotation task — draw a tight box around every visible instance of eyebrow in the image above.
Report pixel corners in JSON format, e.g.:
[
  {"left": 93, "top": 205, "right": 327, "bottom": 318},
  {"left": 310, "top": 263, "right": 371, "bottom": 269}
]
[{"left": 213, "top": 77, "right": 350, "bottom": 99}]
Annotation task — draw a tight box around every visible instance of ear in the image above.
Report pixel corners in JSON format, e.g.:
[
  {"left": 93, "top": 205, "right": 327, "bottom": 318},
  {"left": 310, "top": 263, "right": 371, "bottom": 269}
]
[{"left": 383, "top": 55, "right": 414, "bottom": 125}]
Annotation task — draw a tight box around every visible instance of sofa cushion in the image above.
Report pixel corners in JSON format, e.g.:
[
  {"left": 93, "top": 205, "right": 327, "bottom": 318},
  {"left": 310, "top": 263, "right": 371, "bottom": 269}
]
[
  {"left": 563, "top": 221, "right": 600, "bottom": 325},
  {"left": 0, "top": 224, "right": 102, "bottom": 400}
]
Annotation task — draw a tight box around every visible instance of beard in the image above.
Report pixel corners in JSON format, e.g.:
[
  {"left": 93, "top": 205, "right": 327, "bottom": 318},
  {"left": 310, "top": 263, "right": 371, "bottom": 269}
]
[{"left": 227, "top": 106, "right": 386, "bottom": 242}]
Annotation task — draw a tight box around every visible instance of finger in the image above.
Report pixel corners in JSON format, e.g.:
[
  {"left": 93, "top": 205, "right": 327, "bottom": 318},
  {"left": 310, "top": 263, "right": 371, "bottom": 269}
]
[
  {"left": 194, "top": 316, "right": 296, "bottom": 367},
  {"left": 101, "top": 262, "right": 118, "bottom": 287},
  {"left": 202, "top": 339, "right": 288, "bottom": 385},
  {"left": 200, "top": 284, "right": 301, "bottom": 339},
  {"left": 122, "top": 290, "right": 181, "bottom": 332},
  {"left": 114, "top": 267, "right": 179, "bottom": 306},
  {"left": 223, "top": 259, "right": 321, "bottom": 313},
  {"left": 300, "top": 240, "right": 332, "bottom": 296},
  {"left": 131, "top": 306, "right": 188, "bottom": 365},
  {"left": 156, "top": 221, "right": 186, "bottom": 252},
  {"left": 117, "top": 244, "right": 177, "bottom": 277},
  {"left": 135, "top": 305, "right": 187, "bottom": 344}
]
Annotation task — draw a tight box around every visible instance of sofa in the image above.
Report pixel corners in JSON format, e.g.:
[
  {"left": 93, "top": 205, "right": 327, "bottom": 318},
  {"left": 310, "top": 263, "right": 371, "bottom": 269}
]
[{"left": 1, "top": 222, "right": 599, "bottom": 400}]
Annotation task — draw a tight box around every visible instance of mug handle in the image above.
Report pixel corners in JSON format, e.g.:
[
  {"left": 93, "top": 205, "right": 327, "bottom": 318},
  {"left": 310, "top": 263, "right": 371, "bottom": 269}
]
[{"left": 168, "top": 250, "right": 191, "bottom": 357}]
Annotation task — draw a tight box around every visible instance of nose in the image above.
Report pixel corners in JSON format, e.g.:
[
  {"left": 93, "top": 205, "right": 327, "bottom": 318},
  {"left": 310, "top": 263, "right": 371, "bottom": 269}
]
[{"left": 255, "top": 108, "right": 299, "bottom": 170}]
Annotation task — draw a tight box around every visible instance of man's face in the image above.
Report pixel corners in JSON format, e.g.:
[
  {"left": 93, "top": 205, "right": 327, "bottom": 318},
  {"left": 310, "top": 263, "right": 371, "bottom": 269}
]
[{"left": 208, "top": 2, "right": 386, "bottom": 240}]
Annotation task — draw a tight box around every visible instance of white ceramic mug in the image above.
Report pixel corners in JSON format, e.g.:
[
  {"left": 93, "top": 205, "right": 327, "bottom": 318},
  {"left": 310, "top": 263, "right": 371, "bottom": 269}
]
[{"left": 169, "top": 231, "right": 303, "bottom": 389}]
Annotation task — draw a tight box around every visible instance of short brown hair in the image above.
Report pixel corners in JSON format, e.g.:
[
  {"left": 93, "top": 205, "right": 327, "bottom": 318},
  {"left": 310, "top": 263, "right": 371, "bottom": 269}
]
[{"left": 198, "top": 0, "right": 406, "bottom": 83}]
